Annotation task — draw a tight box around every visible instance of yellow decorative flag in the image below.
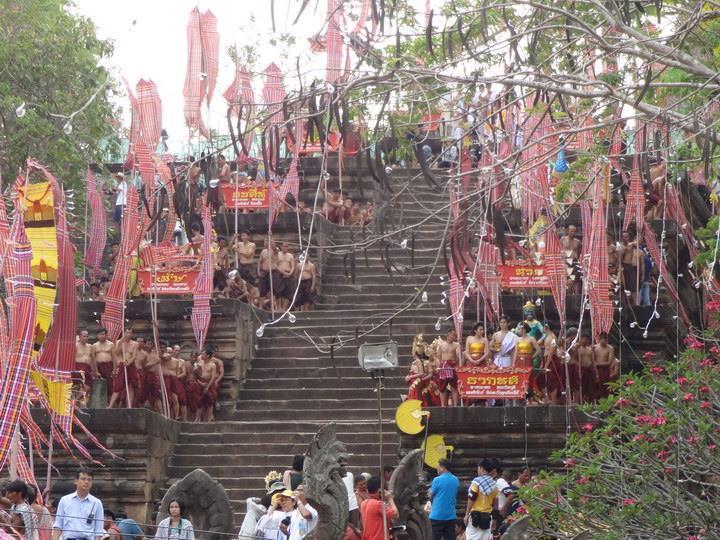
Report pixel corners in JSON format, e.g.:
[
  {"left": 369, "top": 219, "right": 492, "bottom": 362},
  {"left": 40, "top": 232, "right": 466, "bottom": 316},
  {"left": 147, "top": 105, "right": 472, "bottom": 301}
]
[
  {"left": 17, "top": 182, "right": 58, "bottom": 355},
  {"left": 30, "top": 371, "right": 72, "bottom": 416}
]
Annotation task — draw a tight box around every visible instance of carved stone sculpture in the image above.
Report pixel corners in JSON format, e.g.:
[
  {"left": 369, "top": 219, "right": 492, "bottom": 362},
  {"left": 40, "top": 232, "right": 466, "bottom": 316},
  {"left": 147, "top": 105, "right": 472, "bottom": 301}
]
[
  {"left": 388, "top": 449, "right": 432, "bottom": 540},
  {"left": 157, "top": 469, "right": 234, "bottom": 540},
  {"left": 303, "top": 423, "right": 349, "bottom": 540}
]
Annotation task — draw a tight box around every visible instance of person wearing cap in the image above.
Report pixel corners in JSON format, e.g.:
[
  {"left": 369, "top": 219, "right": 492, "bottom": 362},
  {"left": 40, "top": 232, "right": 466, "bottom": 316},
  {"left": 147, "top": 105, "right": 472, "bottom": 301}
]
[
  {"left": 255, "top": 485, "right": 295, "bottom": 539},
  {"left": 114, "top": 172, "right": 127, "bottom": 224}
]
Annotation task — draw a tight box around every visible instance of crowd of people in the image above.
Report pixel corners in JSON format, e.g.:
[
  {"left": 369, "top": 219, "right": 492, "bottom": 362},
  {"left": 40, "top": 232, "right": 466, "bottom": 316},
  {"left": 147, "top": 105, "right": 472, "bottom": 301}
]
[
  {"left": 75, "top": 329, "right": 223, "bottom": 422},
  {"left": 82, "top": 231, "right": 319, "bottom": 313},
  {"left": 407, "top": 303, "right": 619, "bottom": 407},
  {"left": 1, "top": 471, "right": 170, "bottom": 540}
]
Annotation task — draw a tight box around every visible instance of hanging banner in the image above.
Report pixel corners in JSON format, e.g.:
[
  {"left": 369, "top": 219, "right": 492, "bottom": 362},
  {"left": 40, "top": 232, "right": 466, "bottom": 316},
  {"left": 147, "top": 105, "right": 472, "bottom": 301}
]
[
  {"left": 17, "top": 182, "right": 57, "bottom": 355},
  {"left": 456, "top": 367, "right": 532, "bottom": 399},
  {"left": 30, "top": 371, "right": 72, "bottom": 416},
  {"left": 498, "top": 262, "right": 550, "bottom": 288},
  {"left": 137, "top": 269, "right": 198, "bottom": 294},
  {"left": 221, "top": 184, "right": 269, "bottom": 209}
]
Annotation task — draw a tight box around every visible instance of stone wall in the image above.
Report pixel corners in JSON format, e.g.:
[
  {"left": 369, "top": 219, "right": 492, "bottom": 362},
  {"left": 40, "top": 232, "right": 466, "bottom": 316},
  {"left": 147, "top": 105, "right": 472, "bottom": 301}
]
[{"left": 31, "top": 409, "right": 180, "bottom": 524}]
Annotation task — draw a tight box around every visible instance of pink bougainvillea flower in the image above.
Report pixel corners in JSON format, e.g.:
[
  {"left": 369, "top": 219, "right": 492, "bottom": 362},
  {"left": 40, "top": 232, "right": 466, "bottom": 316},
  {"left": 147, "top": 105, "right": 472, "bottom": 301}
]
[
  {"left": 577, "top": 476, "right": 590, "bottom": 485},
  {"left": 632, "top": 434, "right": 647, "bottom": 442},
  {"left": 634, "top": 415, "right": 651, "bottom": 426},
  {"left": 700, "top": 357, "right": 714, "bottom": 367},
  {"left": 709, "top": 444, "right": 717, "bottom": 451},
  {"left": 615, "top": 397, "right": 630, "bottom": 407},
  {"left": 668, "top": 435, "right": 678, "bottom": 445},
  {"left": 684, "top": 336, "right": 704, "bottom": 350},
  {"left": 709, "top": 345, "right": 720, "bottom": 354},
  {"left": 650, "top": 415, "right": 667, "bottom": 427},
  {"left": 621, "top": 498, "right": 637, "bottom": 506},
  {"left": 683, "top": 392, "right": 695, "bottom": 402},
  {"left": 656, "top": 450, "right": 670, "bottom": 461},
  {"left": 698, "top": 385, "right": 710, "bottom": 393},
  {"left": 649, "top": 366, "right": 665, "bottom": 374},
  {"left": 625, "top": 379, "right": 635, "bottom": 386},
  {"left": 663, "top": 466, "right": 674, "bottom": 475},
  {"left": 687, "top": 435, "right": 700, "bottom": 444},
  {"left": 700, "top": 401, "right": 712, "bottom": 410},
  {"left": 642, "top": 351, "right": 656, "bottom": 360},
  {"left": 677, "top": 376, "right": 689, "bottom": 385},
  {"left": 563, "top": 458, "right": 577, "bottom": 470},
  {"left": 581, "top": 423, "right": 595, "bottom": 432}
]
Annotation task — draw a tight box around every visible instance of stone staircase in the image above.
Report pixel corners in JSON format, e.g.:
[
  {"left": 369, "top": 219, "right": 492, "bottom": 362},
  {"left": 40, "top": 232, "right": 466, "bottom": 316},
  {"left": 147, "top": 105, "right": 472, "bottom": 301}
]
[{"left": 164, "top": 170, "right": 452, "bottom": 523}]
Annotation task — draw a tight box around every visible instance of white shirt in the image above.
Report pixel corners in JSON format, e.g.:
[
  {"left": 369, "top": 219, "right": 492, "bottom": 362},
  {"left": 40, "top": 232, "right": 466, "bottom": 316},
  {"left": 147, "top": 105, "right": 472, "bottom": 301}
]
[
  {"left": 495, "top": 478, "right": 510, "bottom": 511},
  {"left": 255, "top": 510, "right": 291, "bottom": 540},
  {"left": 53, "top": 491, "right": 104, "bottom": 540},
  {"left": 342, "top": 473, "right": 358, "bottom": 512},
  {"left": 116, "top": 180, "right": 127, "bottom": 206},
  {"left": 288, "top": 504, "right": 318, "bottom": 540}
]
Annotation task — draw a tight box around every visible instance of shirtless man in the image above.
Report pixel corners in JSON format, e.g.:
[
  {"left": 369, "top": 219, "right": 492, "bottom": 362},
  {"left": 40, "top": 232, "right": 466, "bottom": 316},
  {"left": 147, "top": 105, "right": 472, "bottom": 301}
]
[
  {"left": 324, "top": 189, "right": 344, "bottom": 224},
  {"left": 218, "top": 154, "right": 231, "bottom": 184},
  {"left": 171, "top": 347, "right": 188, "bottom": 420},
  {"left": 91, "top": 328, "right": 114, "bottom": 403},
  {"left": 464, "top": 323, "right": 490, "bottom": 367},
  {"left": 296, "top": 254, "right": 317, "bottom": 311},
  {"left": 160, "top": 348, "right": 179, "bottom": 419},
  {"left": 75, "top": 331, "right": 97, "bottom": 404},
  {"left": 577, "top": 335, "right": 599, "bottom": 404},
  {"left": 438, "top": 329, "right": 461, "bottom": 407},
  {"left": 257, "top": 240, "right": 279, "bottom": 309},
  {"left": 491, "top": 316, "right": 518, "bottom": 369},
  {"left": 561, "top": 225, "right": 582, "bottom": 261},
  {"left": 109, "top": 329, "right": 140, "bottom": 408},
  {"left": 140, "top": 341, "right": 162, "bottom": 412},
  {"left": 619, "top": 231, "right": 644, "bottom": 306},
  {"left": 235, "top": 231, "right": 257, "bottom": 285},
  {"left": 197, "top": 348, "right": 219, "bottom": 422},
  {"left": 276, "top": 242, "right": 296, "bottom": 311},
  {"left": 593, "top": 332, "right": 618, "bottom": 400}
]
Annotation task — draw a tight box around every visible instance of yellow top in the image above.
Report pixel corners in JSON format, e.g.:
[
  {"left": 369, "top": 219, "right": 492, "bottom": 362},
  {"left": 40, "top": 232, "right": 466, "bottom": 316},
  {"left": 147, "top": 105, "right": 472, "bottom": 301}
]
[
  {"left": 469, "top": 342, "right": 485, "bottom": 355},
  {"left": 469, "top": 482, "right": 498, "bottom": 513},
  {"left": 517, "top": 340, "right": 533, "bottom": 355}
]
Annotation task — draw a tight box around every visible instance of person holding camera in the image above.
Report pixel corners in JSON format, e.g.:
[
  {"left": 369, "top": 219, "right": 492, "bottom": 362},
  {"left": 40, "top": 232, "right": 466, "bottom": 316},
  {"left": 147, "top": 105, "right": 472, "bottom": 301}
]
[{"left": 52, "top": 468, "right": 104, "bottom": 540}]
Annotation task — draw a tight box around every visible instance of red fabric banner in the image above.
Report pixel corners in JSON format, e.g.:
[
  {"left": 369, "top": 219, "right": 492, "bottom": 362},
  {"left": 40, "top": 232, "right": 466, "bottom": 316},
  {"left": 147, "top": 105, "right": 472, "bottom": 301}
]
[
  {"left": 138, "top": 269, "right": 198, "bottom": 295},
  {"left": 457, "top": 367, "right": 532, "bottom": 400},
  {"left": 221, "top": 184, "right": 270, "bottom": 209},
  {"left": 84, "top": 168, "right": 106, "bottom": 278},
  {"left": 498, "top": 262, "right": 550, "bottom": 288}
]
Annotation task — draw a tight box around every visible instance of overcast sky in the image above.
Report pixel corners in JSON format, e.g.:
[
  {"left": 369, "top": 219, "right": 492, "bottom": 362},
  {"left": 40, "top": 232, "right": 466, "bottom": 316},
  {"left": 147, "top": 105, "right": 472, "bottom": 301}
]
[{"left": 72, "top": 0, "right": 438, "bottom": 153}]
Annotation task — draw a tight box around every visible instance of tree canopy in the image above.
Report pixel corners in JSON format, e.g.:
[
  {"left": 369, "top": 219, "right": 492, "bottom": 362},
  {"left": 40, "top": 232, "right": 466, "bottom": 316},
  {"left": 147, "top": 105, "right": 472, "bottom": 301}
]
[{"left": 0, "top": 0, "right": 118, "bottom": 187}]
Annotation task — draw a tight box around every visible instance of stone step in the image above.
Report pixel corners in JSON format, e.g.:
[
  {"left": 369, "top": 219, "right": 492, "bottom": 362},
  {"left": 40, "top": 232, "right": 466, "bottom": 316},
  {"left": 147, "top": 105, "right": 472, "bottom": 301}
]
[
  {"left": 229, "top": 407, "right": 398, "bottom": 421},
  {"left": 246, "top": 366, "right": 410, "bottom": 379},
  {"left": 237, "top": 386, "right": 405, "bottom": 400},
  {"left": 243, "top": 376, "right": 406, "bottom": 390},
  {"left": 170, "top": 447, "right": 399, "bottom": 467},
  {"left": 177, "top": 418, "right": 397, "bottom": 433},
  {"left": 175, "top": 430, "right": 396, "bottom": 446}
]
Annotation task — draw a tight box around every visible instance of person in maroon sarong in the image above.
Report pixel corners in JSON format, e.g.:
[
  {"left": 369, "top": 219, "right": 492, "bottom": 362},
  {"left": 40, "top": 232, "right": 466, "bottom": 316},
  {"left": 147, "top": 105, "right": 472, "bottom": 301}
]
[
  {"left": 139, "top": 340, "right": 163, "bottom": 412},
  {"left": 75, "top": 330, "right": 96, "bottom": 405},
  {"left": 593, "top": 332, "right": 618, "bottom": 400},
  {"left": 577, "top": 334, "right": 599, "bottom": 403},
  {"left": 184, "top": 369, "right": 202, "bottom": 421},
  {"left": 91, "top": 328, "right": 114, "bottom": 403},
  {"left": 197, "top": 348, "right": 219, "bottom": 422},
  {"left": 109, "top": 329, "right": 141, "bottom": 408}
]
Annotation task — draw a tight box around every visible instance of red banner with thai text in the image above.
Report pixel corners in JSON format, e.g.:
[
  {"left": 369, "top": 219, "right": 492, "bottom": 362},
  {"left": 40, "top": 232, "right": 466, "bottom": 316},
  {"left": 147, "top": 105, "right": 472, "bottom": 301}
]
[
  {"left": 498, "top": 262, "right": 550, "bottom": 288},
  {"left": 137, "top": 269, "right": 198, "bottom": 294},
  {"left": 221, "top": 184, "right": 269, "bottom": 209},
  {"left": 456, "top": 367, "right": 532, "bottom": 399}
]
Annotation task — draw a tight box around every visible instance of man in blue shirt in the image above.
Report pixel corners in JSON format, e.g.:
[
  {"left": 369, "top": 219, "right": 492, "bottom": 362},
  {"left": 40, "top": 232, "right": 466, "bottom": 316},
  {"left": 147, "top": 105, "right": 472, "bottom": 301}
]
[
  {"left": 114, "top": 511, "right": 143, "bottom": 540},
  {"left": 52, "top": 468, "right": 104, "bottom": 540},
  {"left": 429, "top": 459, "right": 459, "bottom": 540}
]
